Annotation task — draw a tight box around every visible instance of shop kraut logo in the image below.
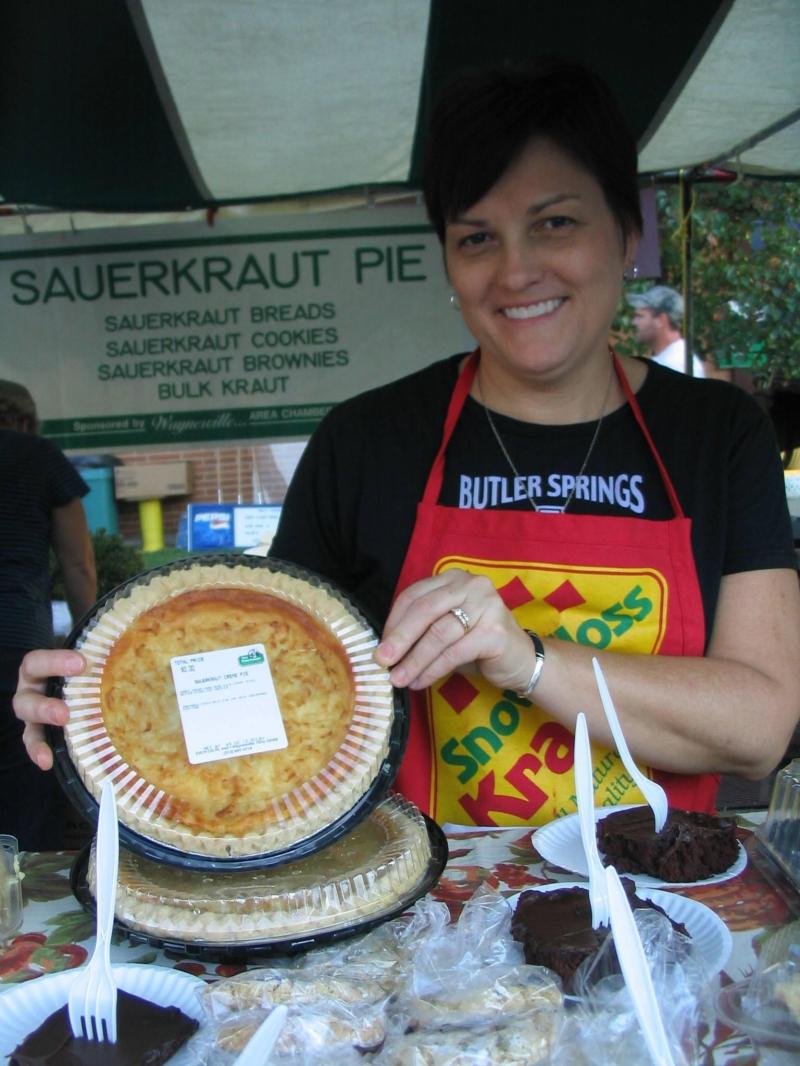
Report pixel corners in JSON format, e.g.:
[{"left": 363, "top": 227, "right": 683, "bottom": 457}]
[{"left": 429, "top": 557, "right": 668, "bottom": 826}]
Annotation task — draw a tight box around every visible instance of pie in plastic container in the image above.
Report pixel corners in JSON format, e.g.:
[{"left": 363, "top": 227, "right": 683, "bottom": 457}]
[
  {"left": 73, "top": 795, "right": 448, "bottom": 957},
  {"left": 755, "top": 758, "right": 800, "bottom": 892},
  {"left": 716, "top": 971, "right": 800, "bottom": 1064},
  {"left": 51, "top": 555, "right": 406, "bottom": 868}
]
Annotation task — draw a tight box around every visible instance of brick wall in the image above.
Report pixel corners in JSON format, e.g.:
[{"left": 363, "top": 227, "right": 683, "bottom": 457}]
[{"left": 113, "top": 441, "right": 306, "bottom": 545}]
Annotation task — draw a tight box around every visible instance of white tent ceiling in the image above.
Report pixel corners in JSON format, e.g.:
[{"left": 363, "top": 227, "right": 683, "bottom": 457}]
[
  {"left": 637, "top": 0, "right": 800, "bottom": 176},
  {"left": 1, "top": 0, "right": 798, "bottom": 240}
]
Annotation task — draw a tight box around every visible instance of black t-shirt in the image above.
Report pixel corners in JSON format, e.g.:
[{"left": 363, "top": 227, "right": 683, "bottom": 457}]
[
  {"left": 0, "top": 430, "right": 89, "bottom": 650},
  {"left": 271, "top": 355, "right": 796, "bottom": 647}
]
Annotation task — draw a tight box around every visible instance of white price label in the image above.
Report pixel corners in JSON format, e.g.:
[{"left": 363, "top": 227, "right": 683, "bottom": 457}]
[{"left": 170, "top": 644, "right": 287, "bottom": 765}]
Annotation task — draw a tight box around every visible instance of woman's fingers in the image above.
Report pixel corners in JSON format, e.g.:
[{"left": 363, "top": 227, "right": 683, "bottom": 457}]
[
  {"left": 376, "top": 570, "right": 487, "bottom": 669},
  {"left": 376, "top": 570, "right": 531, "bottom": 690},
  {"left": 13, "top": 648, "right": 85, "bottom": 769},
  {"left": 377, "top": 573, "right": 468, "bottom": 662},
  {"left": 22, "top": 724, "right": 54, "bottom": 771},
  {"left": 387, "top": 616, "right": 483, "bottom": 689}
]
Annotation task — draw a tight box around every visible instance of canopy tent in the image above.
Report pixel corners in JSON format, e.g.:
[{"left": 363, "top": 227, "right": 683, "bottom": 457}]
[{"left": 1, "top": 0, "right": 799, "bottom": 224}]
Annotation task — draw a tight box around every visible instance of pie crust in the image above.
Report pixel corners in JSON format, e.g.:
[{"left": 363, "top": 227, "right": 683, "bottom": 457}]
[
  {"left": 63, "top": 560, "right": 395, "bottom": 859},
  {"left": 87, "top": 795, "right": 433, "bottom": 943}
]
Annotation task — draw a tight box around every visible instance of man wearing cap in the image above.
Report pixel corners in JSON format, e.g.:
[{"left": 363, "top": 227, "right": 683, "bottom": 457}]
[{"left": 628, "top": 285, "right": 707, "bottom": 377}]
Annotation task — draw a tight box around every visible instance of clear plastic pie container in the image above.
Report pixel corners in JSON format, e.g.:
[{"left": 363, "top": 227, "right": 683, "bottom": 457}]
[
  {"left": 73, "top": 794, "right": 448, "bottom": 956},
  {"left": 49, "top": 555, "right": 407, "bottom": 870},
  {"left": 716, "top": 962, "right": 800, "bottom": 1064},
  {"left": 756, "top": 759, "right": 800, "bottom": 889}
]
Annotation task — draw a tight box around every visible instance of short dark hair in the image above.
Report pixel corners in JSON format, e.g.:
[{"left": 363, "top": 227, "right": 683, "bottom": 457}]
[
  {"left": 0, "top": 379, "right": 38, "bottom": 433},
  {"left": 422, "top": 59, "right": 643, "bottom": 246}
]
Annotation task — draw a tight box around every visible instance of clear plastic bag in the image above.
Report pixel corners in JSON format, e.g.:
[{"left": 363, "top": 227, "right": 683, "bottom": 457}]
[
  {"left": 384, "top": 888, "right": 562, "bottom": 1060},
  {"left": 193, "top": 961, "right": 394, "bottom": 1063},
  {"left": 551, "top": 908, "right": 712, "bottom": 1065},
  {"left": 715, "top": 952, "right": 800, "bottom": 1062},
  {"left": 374, "top": 1010, "right": 559, "bottom": 1065},
  {"left": 191, "top": 889, "right": 563, "bottom": 1064},
  {"left": 189, "top": 882, "right": 727, "bottom": 1064},
  {"left": 191, "top": 1001, "right": 377, "bottom": 1064}
]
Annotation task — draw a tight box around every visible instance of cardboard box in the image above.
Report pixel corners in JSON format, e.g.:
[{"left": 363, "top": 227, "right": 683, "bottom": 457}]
[{"left": 114, "top": 462, "right": 192, "bottom": 501}]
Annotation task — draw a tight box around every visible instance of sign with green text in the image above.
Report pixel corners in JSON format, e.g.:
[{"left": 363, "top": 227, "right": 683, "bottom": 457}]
[{"left": 0, "top": 208, "right": 471, "bottom": 450}]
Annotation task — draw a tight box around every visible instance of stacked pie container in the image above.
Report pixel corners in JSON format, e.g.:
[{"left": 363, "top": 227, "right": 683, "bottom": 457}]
[{"left": 50, "top": 555, "right": 447, "bottom": 958}]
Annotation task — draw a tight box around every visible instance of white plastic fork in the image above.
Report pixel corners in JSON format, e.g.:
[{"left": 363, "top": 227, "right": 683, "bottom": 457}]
[
  {"left": 605, "top": 865, "right": 676, "bottom": 1066},
  {"left": 232, "top": 1005, "right": 289, "bottom": 1066},
  {"left": 592, "top": 657, "right": 669, "bottom": 832},
  {"left": 68, "top": 778, "right": 119, "bottom": 1043},
  {"left": 574, "top": 712, "right": 609, "bottom": 928}
]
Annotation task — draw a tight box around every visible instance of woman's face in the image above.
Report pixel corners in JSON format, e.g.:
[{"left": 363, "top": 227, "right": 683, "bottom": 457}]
[{"left": 444, "top": 138, "right": 637, "bottom": 385}]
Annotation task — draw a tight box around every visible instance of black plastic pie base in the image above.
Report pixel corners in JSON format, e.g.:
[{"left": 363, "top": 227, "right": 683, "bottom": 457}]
[
  {"left": 50, "top": 709, "right": 407, "bottom": 872},
  {"left": 70, "top": 815, "right": 448, "bottom": 961}
]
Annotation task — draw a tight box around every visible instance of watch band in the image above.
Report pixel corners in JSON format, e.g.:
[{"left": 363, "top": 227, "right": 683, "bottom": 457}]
[{"left": 516, "top": 630, "right": 545, "bottom": 698}]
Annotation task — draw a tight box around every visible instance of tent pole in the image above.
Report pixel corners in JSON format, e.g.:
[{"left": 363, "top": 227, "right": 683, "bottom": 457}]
[{"left": 680, "top": 169, "right": 694, "bottom": 375}]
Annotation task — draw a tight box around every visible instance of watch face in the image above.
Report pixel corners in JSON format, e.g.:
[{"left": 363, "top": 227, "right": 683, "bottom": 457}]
[{"left": 60, "top": 556, "right": 400, "bottom": 863}]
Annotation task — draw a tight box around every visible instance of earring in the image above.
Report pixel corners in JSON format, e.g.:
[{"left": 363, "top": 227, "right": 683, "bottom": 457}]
[
  {"left": 449, "top": 292, "right": 461, "bottom": 311},
  {"left": 623, "top": 264, "right": 640, "bottom": 282}
]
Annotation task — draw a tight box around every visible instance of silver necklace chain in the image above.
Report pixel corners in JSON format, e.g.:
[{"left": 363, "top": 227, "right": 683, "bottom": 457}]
[{"left": 476, "top": 358, "right": 615, "bottom": 514}]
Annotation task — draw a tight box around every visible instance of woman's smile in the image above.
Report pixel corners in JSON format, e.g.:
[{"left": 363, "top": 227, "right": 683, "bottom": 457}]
[{"left": 502, "top": 297, "right": 566, "bottom": 320}]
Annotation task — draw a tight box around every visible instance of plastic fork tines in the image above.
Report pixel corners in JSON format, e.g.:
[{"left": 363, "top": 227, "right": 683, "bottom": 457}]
[{"left": 67, "top": 778, "right": 119, "bottom": 1042}]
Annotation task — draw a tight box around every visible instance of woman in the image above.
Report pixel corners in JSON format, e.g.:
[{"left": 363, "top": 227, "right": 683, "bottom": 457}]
[
  {"left": 14, "top": 61, "right": 800, "bottom": 828},
  {"left": 1, "top": 380, "right": 96, "bottom": 849}
]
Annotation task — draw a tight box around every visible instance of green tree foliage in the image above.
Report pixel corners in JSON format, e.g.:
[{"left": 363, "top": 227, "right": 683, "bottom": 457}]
[
  {"left": 51, "top": 529, "right": 144, "bottom": 602},
  {"left": 616, "top": 179, "right": 800, "bottom": 388},
  {"left": 90, "top": 529, "right": 145, "bottom": 597}
]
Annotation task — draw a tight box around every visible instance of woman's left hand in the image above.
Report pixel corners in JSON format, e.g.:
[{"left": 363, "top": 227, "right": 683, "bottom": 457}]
[{"left": 374, "top": 568, "right": 535, "bottom": 693}]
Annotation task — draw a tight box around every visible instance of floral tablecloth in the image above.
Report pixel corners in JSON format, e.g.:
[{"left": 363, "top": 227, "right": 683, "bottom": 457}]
[{"left": 2, "top": 814, "right": 799, "bottom": 1063}]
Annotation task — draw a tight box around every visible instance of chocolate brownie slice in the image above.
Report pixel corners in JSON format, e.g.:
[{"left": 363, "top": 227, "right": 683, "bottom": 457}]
[
  {"left": 597, "top": 806, "right": 739, "bottom": 882},
  {"left": 10, "top": 990, "right": 198, "bottom": 1066},
  {"left": 511, "top": 881, "right": 687, "bottom": 986}
]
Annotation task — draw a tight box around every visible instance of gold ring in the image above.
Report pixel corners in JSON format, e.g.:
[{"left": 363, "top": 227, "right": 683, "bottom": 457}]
[{"left": 449, "top": 606, "right": 471, "bottom": 633}]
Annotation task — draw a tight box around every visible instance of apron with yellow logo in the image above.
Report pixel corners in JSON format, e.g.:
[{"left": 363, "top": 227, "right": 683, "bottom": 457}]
[{"left": 392, "top": 351, "right": 718, "bottom": 825}]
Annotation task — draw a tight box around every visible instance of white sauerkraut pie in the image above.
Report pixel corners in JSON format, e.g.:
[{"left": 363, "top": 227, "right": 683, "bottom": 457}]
[{"left": 63, "top": 562, "right": 395, "bottom": 858}]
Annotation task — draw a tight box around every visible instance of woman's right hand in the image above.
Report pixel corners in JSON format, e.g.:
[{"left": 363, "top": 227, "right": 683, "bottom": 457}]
[
  {"left": 12, "top": 649, "right": 85, "bottom": 770},
  {"left": 375, "top": 568, "right": 537, "bottom": 695}
]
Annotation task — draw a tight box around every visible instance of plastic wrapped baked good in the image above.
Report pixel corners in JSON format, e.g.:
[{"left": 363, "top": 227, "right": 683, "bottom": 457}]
[
  {"left": 398, "top": 963, "right": 561, "bottom": 1031},
  {"left": 376, "top": 1011, "right": 558, "bottom": 1065},
  {"left": 196, "top": 962, "right": 394, "bottom": 1064},
  {"left": 383, "top": 891, "right": 563, "bottom": 1062},
  {"left": 213, "top": 1000, "right": 387, "bottom": 1061},
  {"left": 192, "top": 898, "right": 563, "bottom": 1066},
  {"left": 202, "top": 963, "right": 398, "bottom": 1016}
]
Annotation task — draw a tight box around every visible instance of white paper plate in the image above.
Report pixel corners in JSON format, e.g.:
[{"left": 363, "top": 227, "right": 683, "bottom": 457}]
[
  {"left": 532, "top": 804, "right": 747, "bottom": 888},
  {"left": 508, "top": 881, "right": 732, "bottom": 976},
  {"left": 0, "top": 963, "right": 205, "bottom": 1063}
]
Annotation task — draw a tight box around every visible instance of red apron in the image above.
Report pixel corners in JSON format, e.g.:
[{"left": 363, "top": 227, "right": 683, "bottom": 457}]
[{"left": 392, "top": 352, "right": 718, "bottom": 825}]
